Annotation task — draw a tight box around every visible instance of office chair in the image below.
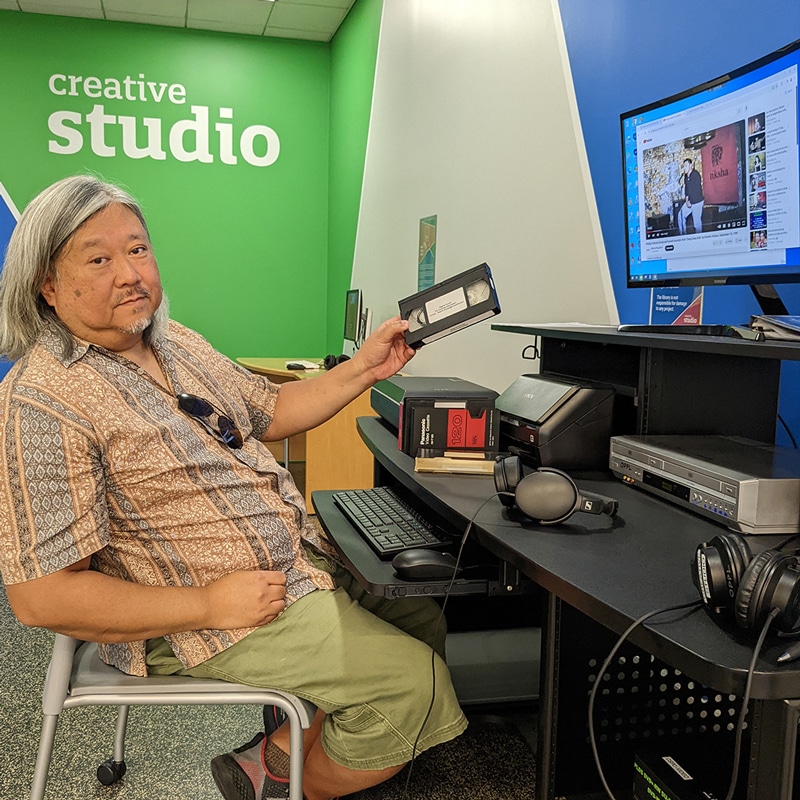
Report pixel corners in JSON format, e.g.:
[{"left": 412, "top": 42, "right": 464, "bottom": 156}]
[{"left": 30, "top": 633, "right": 317, "bottom": 800}]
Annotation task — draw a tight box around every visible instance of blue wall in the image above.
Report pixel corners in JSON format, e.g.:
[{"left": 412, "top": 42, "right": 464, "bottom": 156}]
[{"left": 558, "top": 0, "right": 800, "bottom": 445}]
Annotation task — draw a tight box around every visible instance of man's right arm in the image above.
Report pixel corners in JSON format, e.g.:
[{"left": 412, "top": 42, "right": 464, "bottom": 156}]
[{"left": 5, "top": 557, "right": 288, "bottom": 643}]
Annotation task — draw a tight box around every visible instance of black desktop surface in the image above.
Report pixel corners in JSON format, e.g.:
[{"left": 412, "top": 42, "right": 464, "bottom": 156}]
[
  {"left": 490, "top": 321, "right": 800, "bottom": 360},
  {"left": 353, "top": 415, "right": 800, "bottom": 699}
]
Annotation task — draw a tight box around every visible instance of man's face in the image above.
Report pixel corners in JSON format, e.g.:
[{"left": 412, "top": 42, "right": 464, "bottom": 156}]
[
  {"left": 684, "top": 161, "right": 692, "bottom": 174},
  {"left": 40, "top": 203, "right": 163, "bottom": 352}
]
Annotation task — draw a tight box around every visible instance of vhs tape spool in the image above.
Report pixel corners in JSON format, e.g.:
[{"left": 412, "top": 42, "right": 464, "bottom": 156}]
[{"left": 399, "top": 262, "right": 500, "bottom": 348}]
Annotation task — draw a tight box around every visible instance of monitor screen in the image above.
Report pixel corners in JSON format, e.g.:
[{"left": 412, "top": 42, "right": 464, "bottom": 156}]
[
  {"left": 343, "top": 288, "right": 362, "bottom": 343},
  {"left": 622, "top": 38, "right": 800, "bottom": 292}
]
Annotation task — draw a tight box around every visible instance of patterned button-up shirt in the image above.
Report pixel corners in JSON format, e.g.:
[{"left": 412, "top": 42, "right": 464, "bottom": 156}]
[{"left": 0, "top": 320, "right": 335, "bottom": 676}]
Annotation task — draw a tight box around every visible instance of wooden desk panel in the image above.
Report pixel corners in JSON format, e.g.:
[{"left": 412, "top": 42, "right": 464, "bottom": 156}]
[{"left": 236, "top": 357, "right": 376, "bottom": 507}]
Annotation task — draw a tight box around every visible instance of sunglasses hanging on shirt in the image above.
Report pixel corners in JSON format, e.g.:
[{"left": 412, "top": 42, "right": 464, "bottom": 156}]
[{"left": 177, "top": 393, "right": 244, "bottom": 449}]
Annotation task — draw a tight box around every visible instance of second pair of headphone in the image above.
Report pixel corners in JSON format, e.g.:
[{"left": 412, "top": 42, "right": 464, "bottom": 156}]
[
  {"left": 693, "top": 532, "right": 800, "bottom": 634},
  {"left": 493, "top": 455, "right": 619, "bottom": 525},
  {"left": 323, "top": 354, "right": 350, "bottom": 370}
]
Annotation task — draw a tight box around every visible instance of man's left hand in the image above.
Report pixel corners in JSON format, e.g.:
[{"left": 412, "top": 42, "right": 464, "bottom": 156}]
[{"left": 354, "top": 316, "right": 417, "bottom": 382}]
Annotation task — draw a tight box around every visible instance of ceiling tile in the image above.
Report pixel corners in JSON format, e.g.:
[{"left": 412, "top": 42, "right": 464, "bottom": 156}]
[
  {"left": 279, "top": 0, "right": 353, "bottom": 7},
  {"left": 18, "top": 0, "right": 101, "bottom": 8},
  {"left": 189, "top": 18, "right": 268, "bottom": 36},
  {"left": 188, "top": 0, "right": 271, "bottom": 27},
  {"left": 4, "top": 0, "right": 357, "bottom": 40},
  {"left": 17, "top": 2, "right": 103, "bottom": 17},
  {"left": 269, "top": 2, "right": 346, "bottom": 33},
  {"left": 104, "top": 10, "right": 185, "bottom": 27},
  {"left": 263, "top": 25, "right": 331, "bottom": 42},
  {"left": 103, "top": 0, "right": 185, "bottom": 16}
]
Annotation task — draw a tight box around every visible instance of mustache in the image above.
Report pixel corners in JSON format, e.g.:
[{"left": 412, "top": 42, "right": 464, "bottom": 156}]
[{"left": 114, "top": 288, "right": 151, "bottom": 306}]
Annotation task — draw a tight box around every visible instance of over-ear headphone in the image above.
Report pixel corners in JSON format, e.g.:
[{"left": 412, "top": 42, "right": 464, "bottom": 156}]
[
  {"left": 692, "top": 532, "right": 800, "bottom": 634},
  {"left": 493, "top": 455, "right": 619, "bottom": 525},
  {"left": 323, "top": 354, "right": 350, "bottom": 370}
]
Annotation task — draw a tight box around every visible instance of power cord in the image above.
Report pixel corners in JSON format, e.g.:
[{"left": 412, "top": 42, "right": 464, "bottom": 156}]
[
  {"left": 724, "top": 606, "right": 779, "bottom": 800},
  {"left": 521, "top": 337, "right": 540, "bottom": 361},
  {"left": 403, "top": 491, "right": 505, "bottom": 797},
  {"left": 588, "top": 600, "right": 702, "bottom": 800},
  {"left": 589, "top": 601, "right": 779, "bottom": 800}
]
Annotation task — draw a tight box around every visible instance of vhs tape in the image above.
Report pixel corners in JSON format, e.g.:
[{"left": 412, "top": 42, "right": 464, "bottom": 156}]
[
  {"left": 398, "top": 262, "right": 500, "bottom": 348},
  {"left": 402, "top": 398, "right": 499, "bottom": 457}
]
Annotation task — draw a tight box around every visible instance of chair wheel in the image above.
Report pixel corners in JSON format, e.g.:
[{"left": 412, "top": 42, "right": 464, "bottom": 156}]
[{"left": 97, "top": 758, "right": 127, "bottom": 785}]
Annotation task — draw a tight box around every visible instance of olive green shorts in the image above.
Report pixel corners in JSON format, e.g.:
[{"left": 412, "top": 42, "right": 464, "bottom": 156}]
[{"left": 146, "top": 556, "right": 468, "bottom": 770}]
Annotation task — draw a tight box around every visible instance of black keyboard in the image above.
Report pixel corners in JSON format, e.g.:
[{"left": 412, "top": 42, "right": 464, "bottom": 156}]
[{"left": 332, "top": 487, "right": 451, "bottom": 558}]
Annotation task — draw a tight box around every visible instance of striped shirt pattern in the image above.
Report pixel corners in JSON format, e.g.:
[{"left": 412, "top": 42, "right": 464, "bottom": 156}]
[{"left": 0, "top": 320, "right": 335, "bottom": 676}]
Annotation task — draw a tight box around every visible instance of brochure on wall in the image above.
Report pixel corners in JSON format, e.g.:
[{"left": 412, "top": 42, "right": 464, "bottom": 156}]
[
  {"left": 417, "top": 215, "right": 437, "bottom": 291},
  {"left": 649, "top": 286, "right": 704, "bottom": 325}
]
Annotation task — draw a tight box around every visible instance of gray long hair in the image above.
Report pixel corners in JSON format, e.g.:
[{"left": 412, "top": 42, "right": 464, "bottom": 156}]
[{"left": 0, "top": 175, "right": 169, "bottom": 361}]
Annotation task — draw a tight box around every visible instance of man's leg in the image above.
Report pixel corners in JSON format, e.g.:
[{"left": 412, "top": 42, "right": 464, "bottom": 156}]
[
  {"left": 691, "top": 201, "right": 704, "bottom": 233},
  {"left": 148, "top": 587, "right": 466, "bottom": 800}
]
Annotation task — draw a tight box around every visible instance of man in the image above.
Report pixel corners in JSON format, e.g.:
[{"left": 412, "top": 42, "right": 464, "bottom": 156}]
[
  {"left": 0, "top": 175, "right": 467, "bottom": 800},
  {"left": 678, "top": 157, "right": 704, "bottom": 235}
]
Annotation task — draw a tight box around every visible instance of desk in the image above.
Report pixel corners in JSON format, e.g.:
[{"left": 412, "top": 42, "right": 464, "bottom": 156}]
[
  {"left": 316, "top": 415, "right": 800, "bottom": 800},
  {"left": 236, "top": 358, "right": 377, "bottom": 507}
]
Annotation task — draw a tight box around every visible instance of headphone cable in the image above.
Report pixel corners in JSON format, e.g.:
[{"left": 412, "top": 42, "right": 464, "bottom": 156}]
[
  {"left": 588, "top": 599, "right": 703, "bottom": 800},
  {"left": 403, "top": 491, "right": 504, "bottom": 797},
  {"left": 724, "top": 606, "right": 779, "bottom": 800}
]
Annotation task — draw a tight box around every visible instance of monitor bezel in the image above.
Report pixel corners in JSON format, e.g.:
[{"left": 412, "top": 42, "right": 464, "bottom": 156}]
[
  {"left": 343, "top": 288, "right": 362, "bottom": 343},
  {"left": 621, "top": 37, "right": 800, "bottom": 290}
]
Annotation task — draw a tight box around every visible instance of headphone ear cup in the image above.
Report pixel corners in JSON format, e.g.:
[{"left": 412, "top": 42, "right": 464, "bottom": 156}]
[
  {"left": 734, "top": 550, "right": 800, "bottom": 633},
  {"left": 494, "top": 455, "right": 523, "bottom": 508},
  {"left": 323, "top": 354, "right": 350, "bottom": 370},
  {"left": 514, "top": 468, "right": 579, "bottom": 524},
  {"left": 693, "top": 532, "right": 754, "bottom": 614}
]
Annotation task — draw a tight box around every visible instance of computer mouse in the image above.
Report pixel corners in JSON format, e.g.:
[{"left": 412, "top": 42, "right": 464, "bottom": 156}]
[{"left": 391, "top": 549, "right": 462, "bottom": 581}]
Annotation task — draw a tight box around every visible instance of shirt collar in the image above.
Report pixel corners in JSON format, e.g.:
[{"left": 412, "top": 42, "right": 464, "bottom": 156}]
[{"left": 38, "top": 320, "right": 168, "bottom": 368}]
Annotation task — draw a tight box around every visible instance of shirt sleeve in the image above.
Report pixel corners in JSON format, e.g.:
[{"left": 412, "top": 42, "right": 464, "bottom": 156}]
[{"left": 0, "top": 398, "right": 110, "bottom": 584}]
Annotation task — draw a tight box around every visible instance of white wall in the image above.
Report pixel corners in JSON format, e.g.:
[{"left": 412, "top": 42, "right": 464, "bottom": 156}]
[{"left": 350, "top": 0, "right": 617, "bottom": 392}]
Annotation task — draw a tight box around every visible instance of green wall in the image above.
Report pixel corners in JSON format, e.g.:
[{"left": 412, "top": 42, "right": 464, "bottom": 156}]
[
  {"left": 0, "top": 11, "right": 334, "bottom": 360},
  {"left": 327, "top": 0, "right": 384, "bottom": 352}
]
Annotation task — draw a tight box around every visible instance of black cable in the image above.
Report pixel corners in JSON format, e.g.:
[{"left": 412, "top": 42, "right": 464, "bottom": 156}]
[
  {"left": 778, "top": 413, "right": 798, "bottom": 449},
  {"left": 724, "top": 606, "right": 779, "bottom": 800},
  {"left": 403, "top": 492, "right": 503, "bottom": 797},
  {"left": 521, "top": 336, "right": 540, "bottom": 361},
  {"left": 588, "top": 599, "right": 703, "bottom": 800}
]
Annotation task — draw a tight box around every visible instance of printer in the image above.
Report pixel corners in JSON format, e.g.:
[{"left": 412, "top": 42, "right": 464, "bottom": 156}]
[{"left": 496, "top": 374, "right": 614, "bottom": 470}]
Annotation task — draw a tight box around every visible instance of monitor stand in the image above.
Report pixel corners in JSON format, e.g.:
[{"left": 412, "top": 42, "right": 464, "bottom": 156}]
[
  {"left": 751, "top": 283, "right": 789, "bottom": 316},
  {"left": 619, "top": 283, "right": 790, "bottom": 338}
]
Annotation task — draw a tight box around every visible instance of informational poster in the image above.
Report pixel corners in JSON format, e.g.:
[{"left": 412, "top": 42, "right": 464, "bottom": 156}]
[
  {"left": 418, "top": 214, "right": 437, "bottom": 291},
  {"left": 649, "top": 286, "right": 704, "bottom": 325}
]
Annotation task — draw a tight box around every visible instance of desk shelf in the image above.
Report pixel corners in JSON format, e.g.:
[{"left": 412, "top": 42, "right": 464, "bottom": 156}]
[{"left": 491, "top": 323, "right": 799, "bottom": 442}]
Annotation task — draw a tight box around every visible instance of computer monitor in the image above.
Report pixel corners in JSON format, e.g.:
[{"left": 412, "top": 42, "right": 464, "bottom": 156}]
[
  {"left": 343, "top": 288, "right": 362, "bottom": 344},
  {"left": 622, "top": 38, "right": 800, "bottom": 314}
]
